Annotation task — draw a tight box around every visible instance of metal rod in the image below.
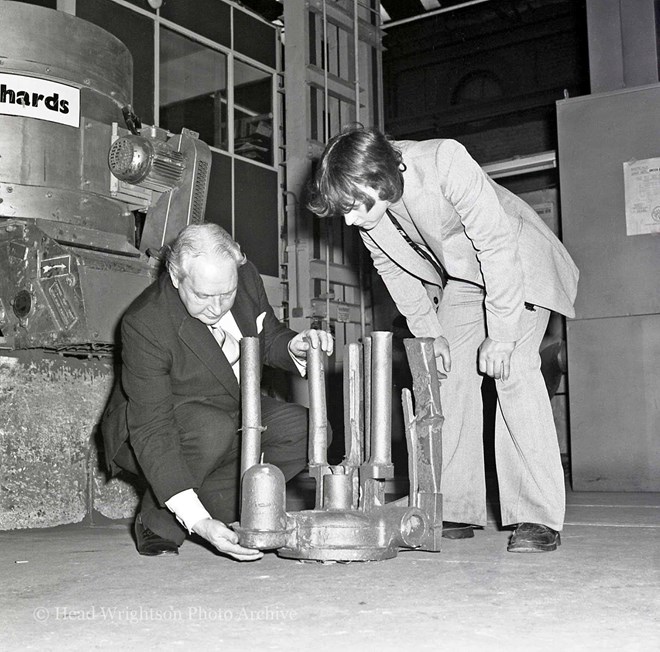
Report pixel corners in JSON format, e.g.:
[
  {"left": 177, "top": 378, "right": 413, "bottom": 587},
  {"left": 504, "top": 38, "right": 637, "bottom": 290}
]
[
  {"left": 322, "top": 0, "right": 329, "bottom": 141},
  {"left": 369, "top": 331, "right": 392, "bottom": 465},
  {"left": 307, "top": 340, "right": 328, "bottom": 465},
  {"left": 240, "top": 337, "right": 262, "bottom": 479},
  {"left": 343, "top": 342, "right": 363, "bottom": 467},
  {"left": 363, "top": 336, "right": 372, "bottom": 462},
  {"left": 358, "top": 246, "right": 367, "bottom": 340},
  {"left": 353, "top": 0, "right": 360, "bottom": 124}
]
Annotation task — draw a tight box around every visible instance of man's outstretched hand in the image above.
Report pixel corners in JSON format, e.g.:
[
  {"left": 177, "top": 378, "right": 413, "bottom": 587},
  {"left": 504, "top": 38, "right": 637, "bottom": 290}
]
[
  {"left": 289, "top": 328, "right": 334, "bottom": 358},
  {"left": 192, "top": 518, "right": 263, "bottom": 561}
]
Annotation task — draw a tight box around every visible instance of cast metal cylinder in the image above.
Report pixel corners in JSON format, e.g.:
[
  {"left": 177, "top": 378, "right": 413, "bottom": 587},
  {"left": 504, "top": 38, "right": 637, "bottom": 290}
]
[
  {"left": 363, "top": 336, "right": 372, "bottom": 461},
  {"left": 342, "top": 342, "right": 364, "bottom": 466},
  {"left": 369, "top": 331, "right": 393, "bottom": 466},
  {"left": 307, "top": 337, "right": 328, "bottom": 466},
  {"left": 238, "top": 463, "right": 287, "bottom": 550},
  {"left": 322, "top": 473, "right": 353, "bottom": 511},
  {"left": 240, "top": 337, "right": 262, "bottom": 479}
]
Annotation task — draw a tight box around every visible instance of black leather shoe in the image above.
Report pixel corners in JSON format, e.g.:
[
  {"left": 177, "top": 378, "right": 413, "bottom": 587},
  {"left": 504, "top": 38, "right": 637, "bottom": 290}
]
[
  {"left": 135, "top": 516, "right": 179, "bottom": 556},
  {"left": 507, "top": 522, "right": 561, "bottom": 552},
  {"left": 442, "top": 521, "right": 474, "bottom": 539}
]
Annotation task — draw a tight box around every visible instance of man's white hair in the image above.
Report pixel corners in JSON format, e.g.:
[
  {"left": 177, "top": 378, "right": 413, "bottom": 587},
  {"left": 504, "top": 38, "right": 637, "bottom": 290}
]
[{"left": 166, "top": 223, "right": 246, "bottom": 281}]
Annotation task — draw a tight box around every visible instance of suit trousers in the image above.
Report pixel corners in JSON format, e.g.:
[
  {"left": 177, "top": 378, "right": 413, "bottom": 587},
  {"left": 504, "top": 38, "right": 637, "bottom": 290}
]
[
  {"left": 140, "top": 395, "right": 309, "bottom": 544},
  {"left": 436, "top": 280, "right": 565, "bottom": 531}
]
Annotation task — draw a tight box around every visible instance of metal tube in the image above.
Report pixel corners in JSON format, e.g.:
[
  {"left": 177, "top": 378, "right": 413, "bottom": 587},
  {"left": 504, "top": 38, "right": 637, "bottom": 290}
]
[
  {"left": 353, "top": 0, "right": 360, "bottom": 124},
  {"left": 358, "top": 248, "right": 367, "bottom": 341},
  {"left": 370, "top": 331, "right": 392, "bottom": 465},
  {"left": 363, "top": 336, "right": 372, "bottom": 462},
  {"left": 307, "top": 339, "right": 328, "bottom": 465},
  {"left": 343, "top": 342, "right": 363, "bottom": 467},
  {"left": 322, "top": 473, "right": 353, "bottom": 511},
  {"left": 240, "top": 337, "right": 262, "bottom": 478},
  {"left": 322, "top": 0, "right": 330, "bottom": 141}
]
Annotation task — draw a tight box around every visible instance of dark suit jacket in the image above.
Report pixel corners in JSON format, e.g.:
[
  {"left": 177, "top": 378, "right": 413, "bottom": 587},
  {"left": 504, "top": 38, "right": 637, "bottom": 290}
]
[{"left": 101, "top": 259, "right": 298, "bottom": 505}]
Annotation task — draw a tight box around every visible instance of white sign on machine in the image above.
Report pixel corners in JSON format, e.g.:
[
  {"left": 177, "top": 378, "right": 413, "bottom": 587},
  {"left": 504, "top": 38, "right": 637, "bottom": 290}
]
[{"left": 0, "top": 72, "right": 81, "bottom": 128}]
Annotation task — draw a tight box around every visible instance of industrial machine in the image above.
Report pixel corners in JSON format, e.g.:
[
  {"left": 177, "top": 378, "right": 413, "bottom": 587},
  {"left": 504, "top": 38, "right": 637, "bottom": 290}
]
[
  {"left": 236, "top": 332, "right": 444, "bottom": 562},
  {"left": 0, "top": 2, "right": 210, "bottom": 355}
]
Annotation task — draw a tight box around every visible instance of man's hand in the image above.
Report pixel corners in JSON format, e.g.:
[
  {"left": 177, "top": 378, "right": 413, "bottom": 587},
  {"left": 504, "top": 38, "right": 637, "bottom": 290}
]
[
  {"left": 433, "top": 336, "right": 451, "bottom": 376},
  {"left": 289, "top": 328, "right": 334, "bottom": 358},
  {"left": 478, "top": 337, "right": 516, "bottom": 380},
  {"left": 192, "top": 518, "right": 263, "bottom": 561}
]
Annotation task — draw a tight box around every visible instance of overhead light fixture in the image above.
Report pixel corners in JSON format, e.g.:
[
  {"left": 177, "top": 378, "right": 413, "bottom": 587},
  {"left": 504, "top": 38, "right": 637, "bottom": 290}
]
[
  {"left": 383, "top": 0, "right": 492, "bottom": 29},
  {"left": 482, "top": 151, "right": 557, "bottom": 179}
]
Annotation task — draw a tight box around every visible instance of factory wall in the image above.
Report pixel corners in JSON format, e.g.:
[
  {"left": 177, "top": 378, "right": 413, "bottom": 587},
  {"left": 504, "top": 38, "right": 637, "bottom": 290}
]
[{"left": 382, "top": 0, "right": 590, "bottom": 163}]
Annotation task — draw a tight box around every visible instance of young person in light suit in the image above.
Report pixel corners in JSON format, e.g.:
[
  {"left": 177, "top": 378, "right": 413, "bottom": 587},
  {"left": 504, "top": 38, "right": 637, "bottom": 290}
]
[{"left": 308, "top": 125, "right": 578, "bottom": 552}]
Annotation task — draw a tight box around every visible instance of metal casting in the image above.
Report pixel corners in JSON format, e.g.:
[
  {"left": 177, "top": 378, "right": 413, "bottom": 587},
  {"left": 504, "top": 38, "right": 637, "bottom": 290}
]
[
  {"left": 235, "top": 333, "right": 444, "bottom": 562},
  {"left": 239, "top": 337, "right": 264, "bottom": 478}
]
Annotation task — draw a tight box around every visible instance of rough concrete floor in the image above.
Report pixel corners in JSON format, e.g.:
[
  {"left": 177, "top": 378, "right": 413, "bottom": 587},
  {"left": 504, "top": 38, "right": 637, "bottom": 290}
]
[{"left": 2, "top": 488, "right": 659, "bottom": 652}]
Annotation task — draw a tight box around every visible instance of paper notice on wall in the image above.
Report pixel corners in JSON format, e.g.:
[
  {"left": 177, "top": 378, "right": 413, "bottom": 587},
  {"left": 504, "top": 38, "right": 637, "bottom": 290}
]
[{"left": 623, "top": 158, "right": 660, "bottom": 236}]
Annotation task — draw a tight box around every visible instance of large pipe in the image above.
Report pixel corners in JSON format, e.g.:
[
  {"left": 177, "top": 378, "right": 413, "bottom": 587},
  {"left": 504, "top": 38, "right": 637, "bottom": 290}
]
[
  {"left": 307, "top": 339, "right": 328, "bottom": 465},
  {"left": 240, "top": 337, "right": 262, "bottom": 478},
  {"left": 369, "top": 331, "right": 393, "bottom": 465}
]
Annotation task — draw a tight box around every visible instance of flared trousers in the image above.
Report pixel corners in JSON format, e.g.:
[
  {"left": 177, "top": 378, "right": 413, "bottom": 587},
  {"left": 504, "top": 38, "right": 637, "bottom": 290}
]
[{"left": 436, "top": 280, "right": 565, "bottom": 531}]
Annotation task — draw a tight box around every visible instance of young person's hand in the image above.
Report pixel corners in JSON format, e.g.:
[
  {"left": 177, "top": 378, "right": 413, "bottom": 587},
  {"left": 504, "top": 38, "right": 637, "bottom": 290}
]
[
  {"left": 433, "top": 336, "right": 452, "bottom": 377},
  {"left": 478, "top": 337, "right": 516, "bottom": 380}
]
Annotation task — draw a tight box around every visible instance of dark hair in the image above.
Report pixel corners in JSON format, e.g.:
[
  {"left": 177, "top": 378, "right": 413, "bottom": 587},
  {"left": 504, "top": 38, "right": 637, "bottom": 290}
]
[{"left": 306, "top": 124, "right": 404, "bottom": 217}]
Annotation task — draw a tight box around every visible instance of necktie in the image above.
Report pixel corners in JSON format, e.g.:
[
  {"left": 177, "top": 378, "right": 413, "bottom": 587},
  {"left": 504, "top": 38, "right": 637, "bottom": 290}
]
[
  {"left": 211, "top": 325, "right": 241, "bottom": 380},
  {"left": 387, "top": 209, "right": 448, "bottom": 287}
]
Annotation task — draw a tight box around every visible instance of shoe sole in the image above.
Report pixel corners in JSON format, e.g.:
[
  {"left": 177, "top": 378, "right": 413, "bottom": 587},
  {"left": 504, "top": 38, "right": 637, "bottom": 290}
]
[
  {"left": 507, "top": 534, "right": 561, "bottom": 553},
  {"left": 137, "top": 548, "right": 179, "bottom": 556}
]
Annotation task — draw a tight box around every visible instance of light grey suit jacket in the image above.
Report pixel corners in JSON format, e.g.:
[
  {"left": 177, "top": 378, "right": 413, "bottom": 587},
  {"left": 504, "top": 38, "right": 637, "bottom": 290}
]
[{"left": 361, "top": 139, "right": 579, "bottom": 343}]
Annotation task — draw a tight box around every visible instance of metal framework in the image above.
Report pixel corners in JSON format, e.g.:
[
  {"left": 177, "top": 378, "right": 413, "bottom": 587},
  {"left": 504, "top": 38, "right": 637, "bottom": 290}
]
[
  {"left": 93, "top": 0, "right": 287, "bottom": 310},
  {"left": 283, "top": 0, "right": 385, "bottom": 364}
]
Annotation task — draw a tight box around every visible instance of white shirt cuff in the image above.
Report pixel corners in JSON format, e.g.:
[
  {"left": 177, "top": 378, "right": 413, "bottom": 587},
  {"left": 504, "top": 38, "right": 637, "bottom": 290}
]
[
  {"left": 164, "top": 489, "right": 212, "bottom": 534},
  {"left": 287, "top": 341, "right": 308, "bottom": 377}
]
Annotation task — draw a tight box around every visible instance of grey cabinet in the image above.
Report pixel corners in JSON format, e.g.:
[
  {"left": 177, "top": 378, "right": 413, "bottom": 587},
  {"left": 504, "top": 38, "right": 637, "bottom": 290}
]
[{"left": 557, "top": 84, "right": 660, "bottom": 491}]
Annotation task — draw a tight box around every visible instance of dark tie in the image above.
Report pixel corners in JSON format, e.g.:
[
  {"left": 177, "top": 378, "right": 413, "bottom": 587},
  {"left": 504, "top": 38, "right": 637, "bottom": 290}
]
[{"left": 387, "top": 210, "right": 448, "bottom": 287}]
